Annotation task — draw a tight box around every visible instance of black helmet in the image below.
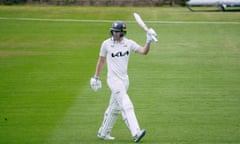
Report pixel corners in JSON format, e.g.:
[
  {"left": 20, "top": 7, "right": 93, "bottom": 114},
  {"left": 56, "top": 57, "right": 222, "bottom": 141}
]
[{"left": 110, "top": 21, "right": 127, "bottom": 37}]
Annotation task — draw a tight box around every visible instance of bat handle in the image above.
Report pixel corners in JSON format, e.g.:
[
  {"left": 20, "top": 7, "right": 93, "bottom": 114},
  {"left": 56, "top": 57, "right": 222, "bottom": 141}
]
[{"left": 152, "top": 36, "right": 158, "bottom": 42}]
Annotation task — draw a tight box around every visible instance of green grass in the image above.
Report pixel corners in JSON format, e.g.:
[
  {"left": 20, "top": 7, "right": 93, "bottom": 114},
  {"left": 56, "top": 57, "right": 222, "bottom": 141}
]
[{"left": 0, "top": 6, "right": 240, "bottom": 144}]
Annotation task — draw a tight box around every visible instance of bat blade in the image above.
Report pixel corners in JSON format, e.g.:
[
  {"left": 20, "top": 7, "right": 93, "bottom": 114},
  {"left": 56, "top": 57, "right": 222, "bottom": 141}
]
[
  {"left": 133, "top": 12, "right": 149, "bottom": 32},
  {"left": 133, "top": 12, "right": 158, "bottom": 42}
]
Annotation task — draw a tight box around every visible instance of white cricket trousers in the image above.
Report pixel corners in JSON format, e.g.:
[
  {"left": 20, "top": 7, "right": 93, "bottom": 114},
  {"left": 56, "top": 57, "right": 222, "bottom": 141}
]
[{"left": 98, "top": 77, "right": 140, "bottom": 137}]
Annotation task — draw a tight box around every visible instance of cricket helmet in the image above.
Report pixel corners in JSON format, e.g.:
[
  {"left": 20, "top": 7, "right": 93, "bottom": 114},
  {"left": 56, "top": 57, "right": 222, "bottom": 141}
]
[{"left": 110, "top": 21, "right": 127, "bottom": 37}]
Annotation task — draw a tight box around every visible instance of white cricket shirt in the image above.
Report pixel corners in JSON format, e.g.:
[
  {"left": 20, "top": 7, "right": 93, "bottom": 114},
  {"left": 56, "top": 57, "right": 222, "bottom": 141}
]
[{"left": 100, "top": 37, "right": 140, "bottom": 80}]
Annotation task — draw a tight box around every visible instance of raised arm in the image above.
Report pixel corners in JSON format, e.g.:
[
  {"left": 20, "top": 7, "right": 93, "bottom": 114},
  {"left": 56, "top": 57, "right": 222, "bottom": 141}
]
[
  {"left": 135, "top": 43, "right": 151, "bottom": 55},
  {"left": 135, "top": 31, "right": 155, "bottom": 55}
]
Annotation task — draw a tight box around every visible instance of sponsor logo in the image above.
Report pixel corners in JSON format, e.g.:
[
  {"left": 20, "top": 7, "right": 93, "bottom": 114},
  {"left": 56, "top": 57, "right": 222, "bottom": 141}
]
[{"left": 111, "top": 51, "right": 129, "bottom": 57}]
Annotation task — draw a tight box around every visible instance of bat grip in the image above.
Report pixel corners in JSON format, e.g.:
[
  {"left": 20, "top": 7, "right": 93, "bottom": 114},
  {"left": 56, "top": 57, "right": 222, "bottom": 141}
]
[{"left": 152, "top": 35, "right": 158, "bottom": 42}]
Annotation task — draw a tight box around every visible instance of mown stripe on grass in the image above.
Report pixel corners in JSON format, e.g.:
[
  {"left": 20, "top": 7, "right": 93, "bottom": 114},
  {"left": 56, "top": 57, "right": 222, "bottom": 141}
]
[{"left": 43, "top": 84, "right": 108, "bottom": 144}]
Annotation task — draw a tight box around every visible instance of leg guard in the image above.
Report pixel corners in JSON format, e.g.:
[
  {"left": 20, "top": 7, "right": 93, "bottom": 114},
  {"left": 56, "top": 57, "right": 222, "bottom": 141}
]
[
  {"left": 98, "top": 95, "right": 120, "bottom": 137},
  {"left": 119, "top": 93, "right": 140, "bottom": 137}
]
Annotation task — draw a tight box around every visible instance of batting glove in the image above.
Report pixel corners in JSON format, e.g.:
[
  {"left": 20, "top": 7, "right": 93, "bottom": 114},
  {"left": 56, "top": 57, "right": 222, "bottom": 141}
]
[
  {"left": 90, "top": 76, "right": 102, "bottom": 92},
  {"left": 146, "top": 28, "right": 158, "bottom": 44}
]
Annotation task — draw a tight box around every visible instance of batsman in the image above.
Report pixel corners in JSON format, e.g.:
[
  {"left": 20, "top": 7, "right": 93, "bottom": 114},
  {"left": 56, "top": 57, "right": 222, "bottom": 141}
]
[{"left": 90, "top": 20, "right": 157, "bottom": 143}]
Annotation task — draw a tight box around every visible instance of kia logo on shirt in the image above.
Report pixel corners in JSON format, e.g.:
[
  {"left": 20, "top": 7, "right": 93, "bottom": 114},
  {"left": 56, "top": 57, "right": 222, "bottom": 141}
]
[{"left": 111, "top": 51, "right": 129, "bottom": 57}]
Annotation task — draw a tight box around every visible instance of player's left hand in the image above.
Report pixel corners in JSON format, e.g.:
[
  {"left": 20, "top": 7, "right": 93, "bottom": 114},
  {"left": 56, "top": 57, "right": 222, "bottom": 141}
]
[
  {"left": 90, "top": 76, "right": 102, "bottom": 92},
  {"left": 146, "top": 28, "right": 158, "bottom": 44}
]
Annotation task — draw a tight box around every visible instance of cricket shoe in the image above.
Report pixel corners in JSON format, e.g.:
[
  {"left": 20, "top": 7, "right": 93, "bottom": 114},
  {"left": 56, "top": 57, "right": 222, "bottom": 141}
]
[
  {"left": 133, "top": 129, "right": 146, "bottom": 143},
  {"left": 97, "top": 133, "right": 115, "bottom": 140}
]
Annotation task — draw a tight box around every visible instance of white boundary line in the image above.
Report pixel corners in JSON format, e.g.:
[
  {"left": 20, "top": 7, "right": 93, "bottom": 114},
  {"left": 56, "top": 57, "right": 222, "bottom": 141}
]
[
  {"left": 0, "top": 17, "right": 113, "bottom": 23},
  {"left": 0, "top": 17, "right": 240, "bottom": 25},
  {"left": 146, "top": 20, "right": 240, "bottom": 25}
]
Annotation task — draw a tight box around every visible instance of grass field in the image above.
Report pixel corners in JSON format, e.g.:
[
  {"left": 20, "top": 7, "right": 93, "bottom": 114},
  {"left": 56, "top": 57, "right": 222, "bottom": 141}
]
[{"left": 0, "top": 6, "right": 240, "bottom": 144}]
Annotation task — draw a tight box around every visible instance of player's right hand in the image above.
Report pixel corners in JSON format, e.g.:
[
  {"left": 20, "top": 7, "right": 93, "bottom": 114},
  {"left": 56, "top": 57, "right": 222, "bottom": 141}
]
[{"left": 90, "top": 76, "right": 102, "bottom": 92}]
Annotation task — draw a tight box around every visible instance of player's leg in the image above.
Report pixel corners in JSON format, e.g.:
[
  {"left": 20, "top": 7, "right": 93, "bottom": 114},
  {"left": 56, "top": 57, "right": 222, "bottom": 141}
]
[
  {"left": 97, "top": 94, "right": 120, "bottom": 140},
  {"left": 118, "top": 79, "right": 146, "bottom": 142},
  {"left": 119, "top": 92, "right": 140, "bottom": 136},
  {"left": 119, "top": 93, "right": 146, "bottom": 142},
  {"left": 105, "top": 78, "right": 146, "bottom": 142}
]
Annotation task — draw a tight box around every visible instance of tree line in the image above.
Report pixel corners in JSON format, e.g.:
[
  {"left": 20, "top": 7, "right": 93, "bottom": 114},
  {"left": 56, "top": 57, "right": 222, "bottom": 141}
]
[{"left": 0, "top": 0, "right": 187, "bottom": 6}]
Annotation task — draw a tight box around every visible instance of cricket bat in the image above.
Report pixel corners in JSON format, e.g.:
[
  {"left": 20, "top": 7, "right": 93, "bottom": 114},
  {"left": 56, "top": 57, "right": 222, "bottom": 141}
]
[{"left": 133, "top": 12, "right": 158, "bottom": 42}]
